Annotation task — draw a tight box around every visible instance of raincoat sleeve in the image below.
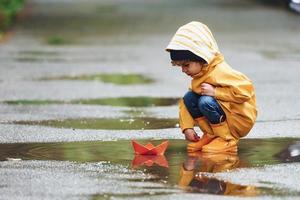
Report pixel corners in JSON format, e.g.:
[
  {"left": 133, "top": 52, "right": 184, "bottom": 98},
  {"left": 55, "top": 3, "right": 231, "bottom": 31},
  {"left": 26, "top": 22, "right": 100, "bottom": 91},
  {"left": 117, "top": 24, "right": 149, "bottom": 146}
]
[
  {"left": 214, "top": 69, "right": 255, "bottom": 104},
  {"left": 179, "top": 99, "right": 195, "bottom": 132}
]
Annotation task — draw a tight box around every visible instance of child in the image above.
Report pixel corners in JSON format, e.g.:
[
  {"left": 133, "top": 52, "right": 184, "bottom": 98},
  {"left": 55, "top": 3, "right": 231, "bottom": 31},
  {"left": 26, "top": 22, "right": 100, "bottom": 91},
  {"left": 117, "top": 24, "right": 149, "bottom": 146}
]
[{"left": 166, "top": 21, "right": 257, "bottom": 153}]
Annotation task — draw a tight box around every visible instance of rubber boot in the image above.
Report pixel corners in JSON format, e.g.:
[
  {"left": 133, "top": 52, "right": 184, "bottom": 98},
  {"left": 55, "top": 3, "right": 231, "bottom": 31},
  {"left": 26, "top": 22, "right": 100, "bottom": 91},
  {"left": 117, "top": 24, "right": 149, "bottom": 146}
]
[
  {"left": 178, "top": 166, "right": 195, "bottom": 187},
  {"left": 187, "top": 117, "right": 215, "bottom": 153},
  {"left": 202, "top": 121, "right": 238, "bottom": 153}
]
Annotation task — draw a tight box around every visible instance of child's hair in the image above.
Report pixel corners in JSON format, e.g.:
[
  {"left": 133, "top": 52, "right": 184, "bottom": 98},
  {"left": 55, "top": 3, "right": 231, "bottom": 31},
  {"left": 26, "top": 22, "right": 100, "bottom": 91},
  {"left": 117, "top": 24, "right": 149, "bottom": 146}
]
[
  {"left": 169, "top": 50, "right": 207, "bottom": 66},
  {"left": 171, "top": 59, "right": 207, "bottom": 67}
]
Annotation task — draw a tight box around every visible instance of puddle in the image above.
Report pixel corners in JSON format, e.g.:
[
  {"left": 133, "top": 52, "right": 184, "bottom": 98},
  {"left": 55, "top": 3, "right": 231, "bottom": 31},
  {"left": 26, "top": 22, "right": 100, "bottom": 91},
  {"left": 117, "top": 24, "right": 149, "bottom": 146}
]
[
  {"left": 261, "top": 50, "right": 300, "bottom": 60},
  {"left": 11, "top": 117, "right": 179, "bottom": 130},
  {"left": 15, "top": 57, "right": 64, "bottom": 62},
  {"left": 38, "top": 73, "right": 154, "bottom": 85},
  {"left": 18, "top": 50, "right": 60, "bottom": 56},
  {"left": 3, "top": 97, "right": 178, "bottom": 107},
  {"left": 3, "top": 99, "right": 65, "bottom": 105},
  {"left": 46, "top": 35, "right": 72, "bottom": 45},
  {"left": 15, "top": 50, "right": 63, "bottom": 62},
  {"left": 1, "top": 138, "right": 300, "bottom": 197},
  {"left": 74, "top": 97, "right": 178, "bottom": 107}
]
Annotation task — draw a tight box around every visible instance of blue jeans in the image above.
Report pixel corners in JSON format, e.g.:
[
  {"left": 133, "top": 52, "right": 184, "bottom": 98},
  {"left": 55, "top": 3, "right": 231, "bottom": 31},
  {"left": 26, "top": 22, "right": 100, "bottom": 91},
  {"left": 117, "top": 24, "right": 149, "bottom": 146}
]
[{"left": 183, "top": 91, "right": 226, "bottom": 124}]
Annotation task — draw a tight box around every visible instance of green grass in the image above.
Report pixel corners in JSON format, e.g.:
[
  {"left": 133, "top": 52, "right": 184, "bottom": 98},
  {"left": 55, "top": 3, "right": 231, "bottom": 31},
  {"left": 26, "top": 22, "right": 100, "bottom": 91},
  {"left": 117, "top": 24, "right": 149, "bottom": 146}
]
[{"left": 0, "top": 0, "right": 24, "bottom": 32}]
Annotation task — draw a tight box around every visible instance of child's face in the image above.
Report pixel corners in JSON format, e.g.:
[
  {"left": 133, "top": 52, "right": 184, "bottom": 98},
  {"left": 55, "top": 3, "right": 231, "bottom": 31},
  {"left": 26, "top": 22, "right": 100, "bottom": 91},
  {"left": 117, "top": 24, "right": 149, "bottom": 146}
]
[{"left": 178, "top": 61, "right": 204, "bottom": 77}]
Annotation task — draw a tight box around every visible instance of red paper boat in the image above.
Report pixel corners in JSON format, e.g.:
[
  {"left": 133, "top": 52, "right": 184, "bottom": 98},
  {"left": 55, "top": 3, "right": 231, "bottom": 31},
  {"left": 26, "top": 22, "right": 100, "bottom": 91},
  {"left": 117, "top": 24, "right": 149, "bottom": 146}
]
[
  {"left": 131, "top": 140, "right": 169, "bottom": 155},
  {"left": 132, "top": 155, "right": 169, "bottom": 168}
]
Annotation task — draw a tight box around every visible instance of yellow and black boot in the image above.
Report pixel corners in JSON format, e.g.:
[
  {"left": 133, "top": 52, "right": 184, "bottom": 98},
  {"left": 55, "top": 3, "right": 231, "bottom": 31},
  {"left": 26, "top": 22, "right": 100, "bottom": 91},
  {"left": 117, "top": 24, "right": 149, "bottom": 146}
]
[
  {"left": 187, "top": 117, "right": 215, "bottom": 153},
  {"left": 202, "top": 121, "right": 238, "bottom": 153}
]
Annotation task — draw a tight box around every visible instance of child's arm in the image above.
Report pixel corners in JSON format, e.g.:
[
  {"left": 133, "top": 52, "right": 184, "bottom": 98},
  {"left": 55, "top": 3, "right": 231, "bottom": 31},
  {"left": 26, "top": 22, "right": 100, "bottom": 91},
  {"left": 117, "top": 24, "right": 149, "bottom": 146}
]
[
  {"left": 191, "top": 64, "right": 255, "bottom": 104},
  {"left": 179, "top": 99, "right": 199, "bottom": 142},
  {"left": 179, "top": 99, "right": 194, "bottom": 130},
  {"left": 212, "top": 66, "right": 255, "bottom": 104},
  {"left": 214, "top": 79, "right": 254, "bottom": 104}
]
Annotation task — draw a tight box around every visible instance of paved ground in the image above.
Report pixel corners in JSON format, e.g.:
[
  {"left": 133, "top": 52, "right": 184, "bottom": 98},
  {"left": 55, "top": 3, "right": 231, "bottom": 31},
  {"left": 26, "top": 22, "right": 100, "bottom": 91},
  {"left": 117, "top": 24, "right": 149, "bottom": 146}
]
[{"left": 0, "top": 0, "right": 300, "bottom": 199}]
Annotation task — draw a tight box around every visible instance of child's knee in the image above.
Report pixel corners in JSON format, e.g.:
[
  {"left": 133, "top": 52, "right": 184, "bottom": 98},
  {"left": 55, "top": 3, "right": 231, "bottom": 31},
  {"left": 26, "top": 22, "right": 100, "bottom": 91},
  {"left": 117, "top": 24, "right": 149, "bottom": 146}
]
[
  {"left": 183, "top": 91, "right": 200, "bottom": 107},
  {"left": 198, "top": 95, "right": 215, "bottom": 110}
]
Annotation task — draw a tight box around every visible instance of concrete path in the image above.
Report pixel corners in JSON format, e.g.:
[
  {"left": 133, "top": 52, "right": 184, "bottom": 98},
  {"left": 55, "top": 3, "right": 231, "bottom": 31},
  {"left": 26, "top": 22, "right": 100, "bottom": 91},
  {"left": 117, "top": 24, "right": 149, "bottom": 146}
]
[{"left": 0, "top": 1, "right": 300, "bottom": 199}]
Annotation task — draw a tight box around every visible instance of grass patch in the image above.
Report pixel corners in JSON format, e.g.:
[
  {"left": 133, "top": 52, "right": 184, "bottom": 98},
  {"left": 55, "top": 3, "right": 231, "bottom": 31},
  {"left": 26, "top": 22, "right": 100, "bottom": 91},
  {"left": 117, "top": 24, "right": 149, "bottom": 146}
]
[{"left": 0, "top": 0, "right": 24, "bottom": 32}]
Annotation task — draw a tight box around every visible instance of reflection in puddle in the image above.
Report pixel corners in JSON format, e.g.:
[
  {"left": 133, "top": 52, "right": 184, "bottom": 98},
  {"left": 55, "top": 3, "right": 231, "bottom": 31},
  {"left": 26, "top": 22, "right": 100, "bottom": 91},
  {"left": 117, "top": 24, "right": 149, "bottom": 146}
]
[
  {"left": 15, "top": 50, "right": 63, "bottom": 62},
  {"left": 3, "top": 97, "right": 179, "bottom": 107},
  {"left": 75, "top": 97, "right": 178, "bottom": 107},
  {"left": 261, "top": 50, "right": 300, "bottom": 60},
  {"left": 47, "top": 35, "right": 72, "bottom": 45},
  {"left": 179, "top": 152, "right": 259, "bottom": 196},
  {"left": 15, "top": 57, "right": 65, "bottom": 62},
  {"left": 276, "top": 141, "right": 300, "bottom": 162},
  {"left": 38, "top": 73, "right": 154, "bottom": 85},
  {"left": 18, "top": 50, "right": 60, "bottom": 56},
  {"left": 1, "top": 138, "right": 300, "bottom": 197},
  {"left": 132, "top": 155, "right": 169, "bottom": 168},
  {"left": 11, "top": 117, "right": 178, "bottom": 130},
  {"left": 3, "top": 99, "right": 64, "bottom": 105}
]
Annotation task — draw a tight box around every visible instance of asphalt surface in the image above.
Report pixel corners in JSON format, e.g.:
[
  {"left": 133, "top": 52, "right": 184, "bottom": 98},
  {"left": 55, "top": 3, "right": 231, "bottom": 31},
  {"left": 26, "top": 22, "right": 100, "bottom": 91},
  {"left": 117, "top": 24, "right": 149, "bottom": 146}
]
[{"left": 0, "top": 0, "right": 300, "bottom": 199}]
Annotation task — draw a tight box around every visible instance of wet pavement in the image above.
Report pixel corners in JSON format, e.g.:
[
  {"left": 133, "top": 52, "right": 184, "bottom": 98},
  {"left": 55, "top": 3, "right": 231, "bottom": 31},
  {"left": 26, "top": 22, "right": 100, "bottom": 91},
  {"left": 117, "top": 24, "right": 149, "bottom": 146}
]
[{"left": 1, "top": 0, "right": 300, "bottom": 199}]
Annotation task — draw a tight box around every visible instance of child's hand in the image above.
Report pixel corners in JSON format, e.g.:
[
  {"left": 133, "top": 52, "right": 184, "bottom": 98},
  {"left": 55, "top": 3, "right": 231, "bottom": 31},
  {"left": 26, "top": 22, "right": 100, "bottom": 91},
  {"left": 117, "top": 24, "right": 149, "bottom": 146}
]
[
  {"left": 201, "top": 83, "right": 215, "bottom": 96},
  {"left": 183, "top": 129, "right": 200, "bottom": 142}
]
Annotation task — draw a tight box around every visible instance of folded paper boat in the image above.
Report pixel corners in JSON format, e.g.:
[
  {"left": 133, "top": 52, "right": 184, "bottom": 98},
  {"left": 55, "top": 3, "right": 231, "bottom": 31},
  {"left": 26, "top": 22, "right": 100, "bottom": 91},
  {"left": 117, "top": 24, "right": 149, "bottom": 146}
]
[
  {"left": 131, "top": 140, "right": 169, "bottom": 155},
  {"left": 132, "top": 155, "right": 169, "bottom": 168}
]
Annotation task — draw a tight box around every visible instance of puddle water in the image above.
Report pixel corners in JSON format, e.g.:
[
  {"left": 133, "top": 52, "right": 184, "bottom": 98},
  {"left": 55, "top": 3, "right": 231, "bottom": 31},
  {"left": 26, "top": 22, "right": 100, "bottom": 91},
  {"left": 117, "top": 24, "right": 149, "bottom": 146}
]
[
  {"left": 261, "top": 50, "right": 300, "bottom": 60},
  {"left": 74, "top": 97, "right": 178, "bottom": 107},
  {"left": 46, "top": 35, "right": 72, "bottom": 45},
  {"left": 1, "top": 138, "right": 300, "bottom": 197},
  {"left": 15, "top": 57, "right": 64, "bottom": 63},
  {"left": 3, "top": 97, "right": 179, "bottom": 107},
  {"left": 11, "top": 117, "right": 179, "bottom": 130},
  {"left": 15, "top": 50, "right": 63, "bottom": 62},
  {"left": 38, "top": 73, "right": 154, "bottom": 85},
  {"left": 3, "top": 99, "right": 64, "bottom": 105},
  {"left": 18, "top": 50, "right": 60, "bottom": 56}
]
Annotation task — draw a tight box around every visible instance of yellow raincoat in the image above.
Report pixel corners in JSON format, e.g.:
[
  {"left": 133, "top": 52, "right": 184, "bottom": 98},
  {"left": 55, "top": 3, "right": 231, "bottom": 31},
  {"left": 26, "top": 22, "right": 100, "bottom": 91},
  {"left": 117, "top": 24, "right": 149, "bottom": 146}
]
[{"left": 166, "top": 21, "right": 257, "bottom": 138}]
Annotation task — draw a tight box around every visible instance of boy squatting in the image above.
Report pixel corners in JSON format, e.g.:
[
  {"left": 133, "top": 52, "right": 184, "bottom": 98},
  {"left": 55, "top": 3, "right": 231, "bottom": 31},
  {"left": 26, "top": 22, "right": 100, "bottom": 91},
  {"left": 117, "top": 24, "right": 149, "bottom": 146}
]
[{"left": 166, "top": 21, "right": 257, "bottom": 153}]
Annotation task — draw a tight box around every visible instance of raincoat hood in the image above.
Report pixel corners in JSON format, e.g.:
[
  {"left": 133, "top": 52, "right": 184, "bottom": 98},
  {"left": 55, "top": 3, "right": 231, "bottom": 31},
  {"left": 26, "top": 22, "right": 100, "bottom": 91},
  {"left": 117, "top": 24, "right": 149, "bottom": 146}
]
[{"left": 166, "top": 21, "right": 222, "bottom": 66}]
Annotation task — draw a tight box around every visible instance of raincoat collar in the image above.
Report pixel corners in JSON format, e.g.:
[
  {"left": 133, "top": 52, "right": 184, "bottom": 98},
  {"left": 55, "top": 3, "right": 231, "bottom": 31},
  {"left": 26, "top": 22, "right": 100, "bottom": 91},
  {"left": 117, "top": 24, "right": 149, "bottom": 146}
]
[{"left": 192, "top": 53, "right": 224, "bottom": 78}]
